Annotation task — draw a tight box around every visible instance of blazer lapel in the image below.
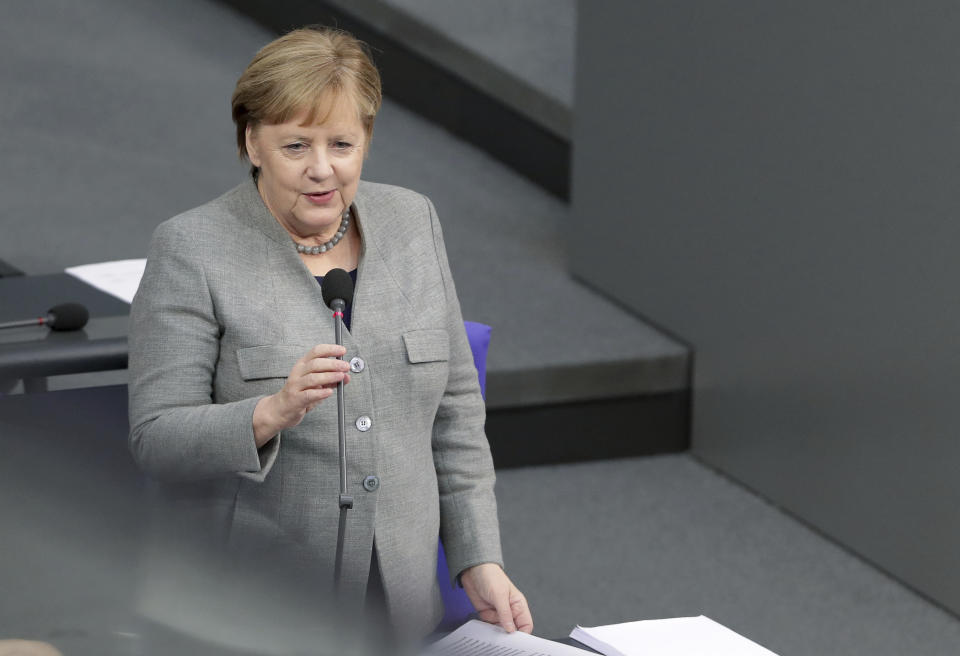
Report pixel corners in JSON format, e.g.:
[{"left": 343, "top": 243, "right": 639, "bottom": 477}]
[
  {"left": 350, "top": 183, "right": 419, "bottom": 338},
  {"left": 230, "top": 178, "right": 416, "bottom": 347},
  {"left": 232, "top": 180, "right": 342, "bottom": 349}
]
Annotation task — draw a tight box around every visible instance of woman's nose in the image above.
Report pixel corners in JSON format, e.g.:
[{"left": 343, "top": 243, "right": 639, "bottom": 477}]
[{"left": 306, "top": 149, "right": 334, "bottom": 180}]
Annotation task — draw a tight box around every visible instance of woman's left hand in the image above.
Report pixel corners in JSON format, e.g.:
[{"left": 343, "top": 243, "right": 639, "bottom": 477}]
[{"left": 460, "top": 563, "right": 533, "bottom": 634}]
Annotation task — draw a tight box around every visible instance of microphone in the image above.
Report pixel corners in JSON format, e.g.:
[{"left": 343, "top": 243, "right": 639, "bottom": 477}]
[
  {"left": 320, "top": 268, "right": 355, "bottom": 594},
  {"left": 321, "top": 268, "right": 354, "bottom": 315},
  {"left": 0, "top": 302, "right": 90, "bottom": 331}
]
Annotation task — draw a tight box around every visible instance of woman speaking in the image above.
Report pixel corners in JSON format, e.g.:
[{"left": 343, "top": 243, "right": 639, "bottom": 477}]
[{"left": 128, "top": 26, "right": 532, "bottom": 642}]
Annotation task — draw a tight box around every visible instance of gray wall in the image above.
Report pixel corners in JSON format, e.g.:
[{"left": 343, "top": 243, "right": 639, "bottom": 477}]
[{"left": 571, "top": 1, "right": 960, "bottom": 614}]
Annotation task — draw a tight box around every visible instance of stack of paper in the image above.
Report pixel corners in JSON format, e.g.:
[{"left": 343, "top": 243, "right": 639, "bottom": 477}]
[
  {"left": 427, "top": 620, "right": 594, "bottom": 655},
  {"left": 569, "top": 616, "right": 779, "bottom": 656},
  {"left": 65, "top": 259, "right": 147, "bottom": 304}
]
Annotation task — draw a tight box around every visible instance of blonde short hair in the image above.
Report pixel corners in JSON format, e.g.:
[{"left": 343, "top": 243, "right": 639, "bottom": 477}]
[{"left": 231, "top": 26, "right": 382, "bottom": 164}]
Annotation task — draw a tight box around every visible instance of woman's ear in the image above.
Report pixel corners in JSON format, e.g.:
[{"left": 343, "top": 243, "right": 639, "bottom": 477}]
[{"left": 245, "top": 124, "right": 261, "bottom": 167}]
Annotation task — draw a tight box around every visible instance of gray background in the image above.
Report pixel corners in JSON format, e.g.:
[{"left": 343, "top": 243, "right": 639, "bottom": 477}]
[{"left": 571, "top": 0, "right": 960, "bottom": 615}]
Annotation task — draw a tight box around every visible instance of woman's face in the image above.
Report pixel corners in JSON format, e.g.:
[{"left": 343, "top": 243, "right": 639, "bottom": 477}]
[{"left": 246, "top": 99, "right": 366, "bottom": 241}]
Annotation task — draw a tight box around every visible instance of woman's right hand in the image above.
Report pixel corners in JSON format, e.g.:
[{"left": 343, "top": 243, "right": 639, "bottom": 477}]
[{"left": 253, "top": 344, "right": 351, "bottom": 446}]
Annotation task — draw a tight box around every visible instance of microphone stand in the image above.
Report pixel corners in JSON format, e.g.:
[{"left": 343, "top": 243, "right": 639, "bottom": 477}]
[
  {"left": 0, "top": 317, "right": 48, "bottom": 330},
  {"left": 331, "top": 298, "right": 353, "bottom": 595}
]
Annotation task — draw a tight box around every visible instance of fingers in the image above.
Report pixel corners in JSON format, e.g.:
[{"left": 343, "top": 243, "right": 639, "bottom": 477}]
[
  {"left": 485, "top": 588, "right": 532, "bottom": 634},
  {"left": 492, "top": 586, "right": 516, "bottom": 633},
  {"left": 491, "top": 586, "right": 533, "bottom": 634},
  {"left": 510, "top": 590, "right": 534, "bottom": 634},
  {"left": 306, "top": 386, "right": 335, "bottom": 402},
  {"left": 272, "top": 344, "right": 353, "bottom": 429},
  {"left": 299, "top": 371, "right": 348, "bottom": 390},
  {"left": 293, "top": 345, "right": 352, "bottom": 392},
  {"left": 302, "top": 356, "right": 351, "bottom": 374},
  {"left": 307, "top": 343, "right": 347, "bottom": 359},
  {"left": 475, "top": 608, "right": 500, "bottom": 625},
  {"left": 460, "top": 564, "right": 532, "bottom": 635}
]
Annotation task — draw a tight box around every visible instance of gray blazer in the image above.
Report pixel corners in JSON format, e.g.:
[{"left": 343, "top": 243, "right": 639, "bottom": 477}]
[{"left": 128, "top": 178, "right": 502, "bottom": 635}]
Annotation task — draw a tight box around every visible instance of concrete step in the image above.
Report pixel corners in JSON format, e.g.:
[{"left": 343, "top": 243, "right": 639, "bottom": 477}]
[{"left": 378, "top": 0, "right": 575, "bottom": 110}]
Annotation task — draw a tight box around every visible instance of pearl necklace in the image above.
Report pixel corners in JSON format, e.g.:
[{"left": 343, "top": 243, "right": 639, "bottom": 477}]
[{"left": 293, "top": 210, "right": 350, "bottom": 255}]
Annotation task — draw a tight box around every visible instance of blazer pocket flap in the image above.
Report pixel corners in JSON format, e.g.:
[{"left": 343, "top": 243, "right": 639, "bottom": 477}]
[
  {"left": 403, "top": 329, "right": 450, "bottom": 363},
  {"left": 237, "top": 344, "right": 308, "bottom": 380}
]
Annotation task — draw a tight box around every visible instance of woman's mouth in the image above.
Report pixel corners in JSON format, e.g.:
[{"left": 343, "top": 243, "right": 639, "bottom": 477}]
[{"left": 304, "top": 190, "right": 336, "bottom": 204}]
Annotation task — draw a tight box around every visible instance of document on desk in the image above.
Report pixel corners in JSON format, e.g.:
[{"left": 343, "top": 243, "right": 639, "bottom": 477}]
[
  {"left": 65, "top": 259, "right": 147, "bottom": 304},
  {"left": 427, "top": 620, "right": 594, "bottom": 656},
  {"left": 569, "top": 616, "right": 779, "bottom": 656}
]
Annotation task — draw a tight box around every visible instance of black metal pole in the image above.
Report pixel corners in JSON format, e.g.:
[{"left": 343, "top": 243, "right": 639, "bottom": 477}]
[{"left": 332, "top": 302, "right": 353, "bottom": 594}]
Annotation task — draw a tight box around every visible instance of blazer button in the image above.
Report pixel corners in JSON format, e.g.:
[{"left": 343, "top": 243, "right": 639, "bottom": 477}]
[
  {"left": 362, "top": 475, "right": 380, "bottom": 492},
  {"left": 355, "top": 415, "right": 372, "bottom": 432},
  {"left": 349, "top": 356, "right": 366, "bottom": 373}
]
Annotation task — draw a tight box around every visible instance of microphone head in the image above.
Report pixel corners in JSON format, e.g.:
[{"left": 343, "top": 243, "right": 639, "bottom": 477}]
[
  {"left": 47, "top": 302, "right": 90, "bottom": 331},
  {"left": 321, "top": 268, "right": 354, "bottom": 310}
]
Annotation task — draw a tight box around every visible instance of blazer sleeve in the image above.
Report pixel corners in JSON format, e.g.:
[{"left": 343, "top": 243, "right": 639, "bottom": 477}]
[
  {"left": 128, "top": 219, "right": 279, "bottom": 483},
  {"left": 424, "top": 196, "right": 505, "bottom": 584}
]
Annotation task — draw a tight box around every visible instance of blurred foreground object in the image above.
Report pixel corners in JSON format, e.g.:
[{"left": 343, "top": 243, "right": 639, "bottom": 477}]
[{"left": 0, "top": 641, "right": 63, "bottom": 656}]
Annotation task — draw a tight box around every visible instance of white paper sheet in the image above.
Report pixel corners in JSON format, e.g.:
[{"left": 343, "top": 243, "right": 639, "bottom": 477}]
[
  {"left": 65, "top": 258, "right": 147, "bottom": 304},
  {"left": 427, "top": 620, "right": 594, "bottom": 656},
  {"left": 569, "top": 616, "right": 779, "bottom": 656}
]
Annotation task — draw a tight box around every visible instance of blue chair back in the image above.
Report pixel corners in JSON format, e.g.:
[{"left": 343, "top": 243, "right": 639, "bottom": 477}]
[{"left": 435, "top": 321, "right": 491, "bottom": 629}]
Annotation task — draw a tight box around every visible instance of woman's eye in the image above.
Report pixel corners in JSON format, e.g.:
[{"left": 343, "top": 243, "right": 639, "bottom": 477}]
[
  {"left": 284, "top": 143, "right": 307, "bottom": 153},
  {"left": 333, "top": 141, "right": 354, "bottom": 151}
]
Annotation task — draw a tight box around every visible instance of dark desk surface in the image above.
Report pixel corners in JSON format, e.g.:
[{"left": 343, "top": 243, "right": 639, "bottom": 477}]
[
  {"left": 0, "top": 272, "right": 131, "bottom": 320},
  {"left": 0, "top": 273, "right": 131, "bottom": 380}
]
